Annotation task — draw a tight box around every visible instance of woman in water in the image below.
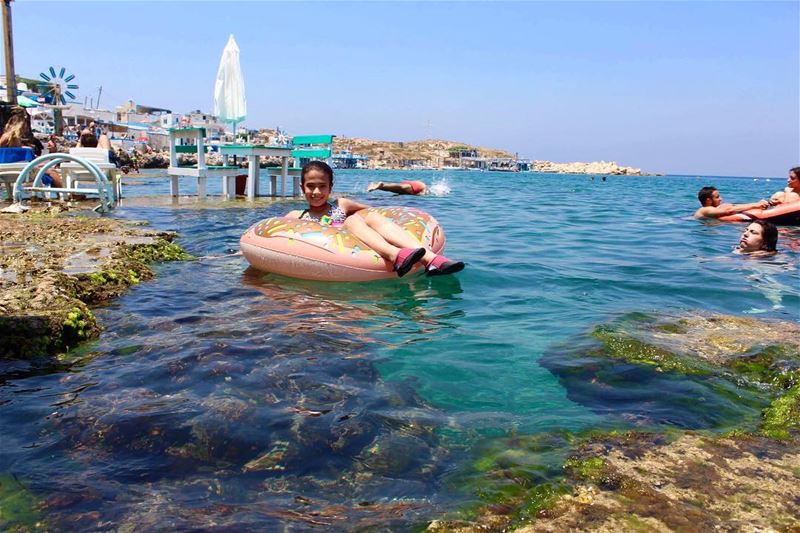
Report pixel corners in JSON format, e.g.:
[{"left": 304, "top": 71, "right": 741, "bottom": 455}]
[
  {"left": 769, "top": 167, "right": 800, "bottom": 206},
  {"left": 286, "top": 161, "right": 464, "bottom": 277},
  {"left": 736, "top": 220, "right": 778, "bottom": 257}
]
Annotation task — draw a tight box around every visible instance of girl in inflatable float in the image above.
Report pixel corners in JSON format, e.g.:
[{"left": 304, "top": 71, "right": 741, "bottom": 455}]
[{"left": 240, "top": 161, "right": 464, "bottom": 281}]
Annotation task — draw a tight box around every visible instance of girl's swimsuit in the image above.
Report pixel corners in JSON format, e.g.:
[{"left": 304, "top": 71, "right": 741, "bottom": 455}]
[{"left": 299, "top": 202, "right": 348, "bottom": 226}]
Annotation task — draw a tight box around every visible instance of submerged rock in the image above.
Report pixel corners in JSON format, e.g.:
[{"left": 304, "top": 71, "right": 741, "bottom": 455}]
[
  {"left": 543, "top": 311, "right": 800, "bottom": 435},
  {"left": 433, "top": 311, "right": 800, "bottom": 532}
]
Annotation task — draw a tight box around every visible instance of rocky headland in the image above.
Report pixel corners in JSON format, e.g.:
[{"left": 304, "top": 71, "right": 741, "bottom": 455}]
[{"left": 331, "top": 136, "right": 650, "bottom": 175}]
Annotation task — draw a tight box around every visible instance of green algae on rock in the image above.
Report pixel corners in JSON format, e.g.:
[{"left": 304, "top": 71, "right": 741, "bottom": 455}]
[
  {"left": 761, "top": 384, "right": 800, "bottom": 440},
  {"left": 0, "top": 474, "right": 45, "bottom": 532}
]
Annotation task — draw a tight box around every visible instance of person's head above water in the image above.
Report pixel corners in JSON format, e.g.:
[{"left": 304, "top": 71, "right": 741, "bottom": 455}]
[
  {"left": 300, "top": 161, "right": 335, "bottom": 211},
  {"left": 738, "top": 220, "right": 778, "bottom": 254},
  {"left": 698, "top": 186, "right": 721, "bottom": 207},
  {"left": 788, "top": 167, "right": 800, "bottom": 192}
]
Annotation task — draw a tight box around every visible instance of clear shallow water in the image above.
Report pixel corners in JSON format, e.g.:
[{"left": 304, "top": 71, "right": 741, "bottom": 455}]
[{"left": 1, "top": 170, "right": 798, "bottom": 529}]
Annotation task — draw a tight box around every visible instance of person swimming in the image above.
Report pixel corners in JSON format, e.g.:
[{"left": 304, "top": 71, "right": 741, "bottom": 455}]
[
  {"left": 367, "top": 180, "right": 427, "bottom": 195},
  {"left": 694, "top": 186, "right": 769, "bottom": 219},
  {"left": 735, "top": 220, "right": 778, "bottom": 257},
  {"left": 769, "top": 167, "right": 800, "bottom": 206},
  {"left": 286, "top": 162, "right": 463, "bottom": 277}
]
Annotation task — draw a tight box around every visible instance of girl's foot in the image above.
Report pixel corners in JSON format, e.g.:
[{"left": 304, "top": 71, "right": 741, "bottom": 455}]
[
  {"left": 425, "top": 255, "right": 465, "bottom": 277},
  {"left": 367, "top": 182, "right": 383, "bottom": 192},
  {"left": 393, "top": 247, "right": 426, "bottom": 277}
]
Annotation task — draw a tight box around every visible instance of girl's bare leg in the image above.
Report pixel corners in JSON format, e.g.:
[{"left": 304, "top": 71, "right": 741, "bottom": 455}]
[
  {"left": 344, "top": 214, "right": 401, "bottom": 262},
  {"left": 361, "top": 211, "right": 436, "bottom": 264}
]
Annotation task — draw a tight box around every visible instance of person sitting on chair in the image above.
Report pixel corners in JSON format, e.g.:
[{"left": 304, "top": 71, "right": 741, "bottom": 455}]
[{"left": 0, "top": 108, "right": 62, "bottom": 187}]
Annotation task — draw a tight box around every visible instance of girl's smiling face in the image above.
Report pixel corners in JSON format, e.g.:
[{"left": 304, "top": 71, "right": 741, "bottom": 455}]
[{"left": 302, "top": 168, "right": 332, "bottom": 209}]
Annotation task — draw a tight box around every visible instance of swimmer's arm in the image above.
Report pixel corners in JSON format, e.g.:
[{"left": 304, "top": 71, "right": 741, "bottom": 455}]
[
  {"left": 338, "top": 197, "right": 370, "bottom": 215},
  {"left": 285, "top": 210, "right": 302, "bottom": 219},
  {"left": 695, "top": 200, "right": 768, "bottom": 218}
]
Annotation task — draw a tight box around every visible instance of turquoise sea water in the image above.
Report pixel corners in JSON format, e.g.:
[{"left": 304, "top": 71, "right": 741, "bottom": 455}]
[{"left": 1, "top": 170, "right": 798, "bottom": 529}]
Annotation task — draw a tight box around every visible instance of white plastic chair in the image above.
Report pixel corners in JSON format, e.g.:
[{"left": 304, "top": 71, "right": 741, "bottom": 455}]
[{"left": 63, "top": 148, "right": 121, "bottom": 200}]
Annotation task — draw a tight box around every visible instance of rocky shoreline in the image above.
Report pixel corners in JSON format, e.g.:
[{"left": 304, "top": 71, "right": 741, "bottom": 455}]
[
  {"left": 428, "top": 312, "right": 800, "bottom": 531},
  {"left": 0, "top": 204, "right": 192, "bottom": 360}
]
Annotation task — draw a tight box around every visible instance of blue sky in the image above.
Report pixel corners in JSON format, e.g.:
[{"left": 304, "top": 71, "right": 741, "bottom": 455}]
[{"left": 8, "top": 1, "right": 799, "bottom": 176}]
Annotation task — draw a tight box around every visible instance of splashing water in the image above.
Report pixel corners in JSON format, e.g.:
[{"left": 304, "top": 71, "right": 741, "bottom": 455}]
[{"left": 427, "top": 178, "right": 451, "bottom": 196}]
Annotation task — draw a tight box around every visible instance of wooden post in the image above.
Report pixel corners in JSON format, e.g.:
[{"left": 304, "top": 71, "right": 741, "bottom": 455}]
[{"left": 2, "top": 0, "right": 16, "bottom": 105}]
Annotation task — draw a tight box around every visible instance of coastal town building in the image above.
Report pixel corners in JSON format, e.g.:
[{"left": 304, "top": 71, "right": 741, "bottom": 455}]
[{"left": 331, "top": 149, "right": 368, "bottom": 169}]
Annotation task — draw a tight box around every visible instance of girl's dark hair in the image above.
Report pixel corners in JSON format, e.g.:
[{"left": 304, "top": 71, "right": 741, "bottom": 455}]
[
  {"left": 301, "top": 160, "right": 333, "bottom": 186},
  {"left": 790, "top": 166, "right": 800, "bottom": 177},
  {"left": 754, "top": 220, "right": 778, "bottom": 252}
]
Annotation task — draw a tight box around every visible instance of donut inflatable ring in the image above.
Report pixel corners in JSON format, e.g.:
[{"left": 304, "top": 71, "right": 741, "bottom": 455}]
[{"left": 240, "top": 206, "right": 446, "bottom": 281}]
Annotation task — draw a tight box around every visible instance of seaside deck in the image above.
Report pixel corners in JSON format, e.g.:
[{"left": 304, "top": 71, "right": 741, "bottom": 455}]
[{"left": 166, "top": 128, "right": 296, "bottom": 199}]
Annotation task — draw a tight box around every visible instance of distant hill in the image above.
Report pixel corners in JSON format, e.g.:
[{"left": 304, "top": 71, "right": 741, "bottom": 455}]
[{"left": 333, "top": 137, "right": 514, "bottom": 169}]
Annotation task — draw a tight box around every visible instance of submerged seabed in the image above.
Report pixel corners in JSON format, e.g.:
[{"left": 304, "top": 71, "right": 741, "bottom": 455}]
[{"left": 1, "top": 171, "right": 798, "bottom": 530}]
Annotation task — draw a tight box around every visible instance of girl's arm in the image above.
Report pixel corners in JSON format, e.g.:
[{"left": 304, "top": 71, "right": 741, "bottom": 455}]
[
  {"left": 285, "top": 209, "right": 302, "bottom": 219},
  {"left": 338, "top": 197, "right": 370, "bottom": 215}
]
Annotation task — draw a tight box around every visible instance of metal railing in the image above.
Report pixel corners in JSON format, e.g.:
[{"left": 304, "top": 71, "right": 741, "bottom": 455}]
[{"left": 12, "top": 153, "right": 116, "bottom": 213}]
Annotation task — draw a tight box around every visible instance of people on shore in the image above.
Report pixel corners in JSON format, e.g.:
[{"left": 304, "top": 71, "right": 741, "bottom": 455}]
[
  {"left": 0, "top": 108, "right": 62, "bottom": 187},
  {"left": 367, "top": 180, "right": 427, "bottom": 195},
  {"left": 769, "top": 167, "right": 800, "bottom": 205},
  {"left": 694, "top": 186, "right": 769, "bottom": 219},
  {"left": 735, "top": 220, "right": 778, "bottom": 256},
  {"left": 287, "top": 161, "right": 463, "bottom": 277}
]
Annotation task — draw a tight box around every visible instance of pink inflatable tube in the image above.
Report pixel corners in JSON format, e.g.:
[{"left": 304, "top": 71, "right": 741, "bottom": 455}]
[
  {"left": 718, "top": 200, "right": 800, "bottom": 225},
  {"left": 240, "top": 206, "right": 446, "bottom": 281}
]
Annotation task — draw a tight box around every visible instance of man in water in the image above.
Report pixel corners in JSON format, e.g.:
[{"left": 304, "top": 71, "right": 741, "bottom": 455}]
[
  {"left": 694, "top": 186, "right": 768, "bottom": 219},
  {"left": 367, "top": 180, "right": 427, "bottom": 195}
]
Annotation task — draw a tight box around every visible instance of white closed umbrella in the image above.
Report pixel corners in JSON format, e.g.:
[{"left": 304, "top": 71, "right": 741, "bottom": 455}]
[{"left": 214, "top": 34, "right": 247, "bottom": 139}]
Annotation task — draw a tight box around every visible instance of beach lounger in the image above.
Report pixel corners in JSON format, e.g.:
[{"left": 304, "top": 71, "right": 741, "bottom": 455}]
[
  {"left": 0, "top": 147, "right": 35, "bottom": 199},
  {"left": 63, "top": 148, "right": 121, "bottom": 200}
]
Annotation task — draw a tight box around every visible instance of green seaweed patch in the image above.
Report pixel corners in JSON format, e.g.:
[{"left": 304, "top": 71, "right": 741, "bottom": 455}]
[
  {"left": 123, "top": 240, "right": 194, "bottom": 263},
  {"left": 0, "top": 295, "right": 99, "bottom": 359},
  {"left": 761, "top": 384, "right": 800, "bottom": 440},
  {"left": 0, "top": 474, "right": 45, "bottom": 531},
  {"left": 514, "top": 483, "right": 570, "bottom": 523},
  {"left": 591, "top": 325, "right": 712, "bottom": 376},
  {"left": 564, "top": 456, "right": 607, "bottom": 483},
  {"left": 727, "top": 345, "right": 800, "bottom": 391},
  {"left": 655, "top": 322, "right": 686, "bottom": 334},
  {"left": 61, "top": 306, "right": 97, "bottom": 346}
]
